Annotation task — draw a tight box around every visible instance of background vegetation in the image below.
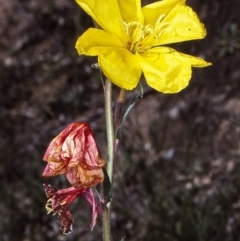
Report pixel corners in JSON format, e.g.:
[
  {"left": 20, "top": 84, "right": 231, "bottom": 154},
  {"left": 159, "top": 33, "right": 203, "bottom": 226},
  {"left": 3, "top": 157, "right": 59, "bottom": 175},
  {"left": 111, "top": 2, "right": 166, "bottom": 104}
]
[{"left": 0, "top": 0, "right": 240, "bottom": 240}]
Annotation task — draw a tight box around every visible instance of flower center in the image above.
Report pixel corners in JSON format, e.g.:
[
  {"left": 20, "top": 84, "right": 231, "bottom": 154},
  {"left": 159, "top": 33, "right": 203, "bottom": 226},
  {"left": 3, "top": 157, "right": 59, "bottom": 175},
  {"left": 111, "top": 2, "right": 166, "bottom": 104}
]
[{"left": 121, "top": 16, "right": 168, "bottom": 54}]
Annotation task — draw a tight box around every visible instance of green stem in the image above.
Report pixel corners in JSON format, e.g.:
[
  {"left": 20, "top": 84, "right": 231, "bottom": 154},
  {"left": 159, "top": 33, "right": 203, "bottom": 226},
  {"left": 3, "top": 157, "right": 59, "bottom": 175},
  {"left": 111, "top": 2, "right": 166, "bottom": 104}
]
[
  {"left": 102, "top": 79, "right": 114, "bottom": 241},
  {"left": 105, "top": 79, "right": 114, "bottom": 183}
]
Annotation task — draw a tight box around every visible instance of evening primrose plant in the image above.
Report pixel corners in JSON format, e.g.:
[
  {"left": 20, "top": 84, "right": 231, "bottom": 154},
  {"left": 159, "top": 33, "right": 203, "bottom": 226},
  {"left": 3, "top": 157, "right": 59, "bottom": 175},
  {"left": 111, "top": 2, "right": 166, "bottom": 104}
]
[{"left": 42, "top": 0, "right": 211, "bottom": 240}]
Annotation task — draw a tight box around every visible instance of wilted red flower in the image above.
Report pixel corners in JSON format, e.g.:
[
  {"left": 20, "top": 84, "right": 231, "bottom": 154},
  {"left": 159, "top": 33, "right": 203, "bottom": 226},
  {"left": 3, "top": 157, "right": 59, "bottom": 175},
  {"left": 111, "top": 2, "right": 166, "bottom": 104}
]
[
  {"left": 42, "top": 122, "right": 105, "bottom": 188},
  {"left": 44, "top": 184, "right": 99, "bottom": 234},
  {"left": 42, "top": 122, "right": 105, "bottom": 233}
]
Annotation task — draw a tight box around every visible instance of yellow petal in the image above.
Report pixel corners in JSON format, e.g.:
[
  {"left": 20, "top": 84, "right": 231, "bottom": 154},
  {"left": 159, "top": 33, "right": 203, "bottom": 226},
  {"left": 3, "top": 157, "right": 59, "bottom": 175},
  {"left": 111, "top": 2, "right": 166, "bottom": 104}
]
[
  {"left": 142, "top": 0, "right": 185, "bottom": 25},
  {"left": 75, "top": 0, "right": 122, "bottom": 37},
  {"left": 138, "top": 47, "right": 211, "bottom": 93},
  {"left": 159, "top": 5, "right": 207, "bottom": 45},
  {"left": 76, "top": 28, "right": 123, "bottom": 56},
  {"left": 98, "top": 48, "right": 142, "bottom": 90},
  {"left": 118, "top": 0, "right": 144, "bottom": 23}
]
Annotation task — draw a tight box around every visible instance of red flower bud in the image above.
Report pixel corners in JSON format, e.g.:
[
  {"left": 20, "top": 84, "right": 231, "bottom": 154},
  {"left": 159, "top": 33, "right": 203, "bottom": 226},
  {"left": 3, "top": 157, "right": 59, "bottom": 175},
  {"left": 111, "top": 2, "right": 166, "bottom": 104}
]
[{"left": 42, "top": 122, "right": 105, "bottom": 188}]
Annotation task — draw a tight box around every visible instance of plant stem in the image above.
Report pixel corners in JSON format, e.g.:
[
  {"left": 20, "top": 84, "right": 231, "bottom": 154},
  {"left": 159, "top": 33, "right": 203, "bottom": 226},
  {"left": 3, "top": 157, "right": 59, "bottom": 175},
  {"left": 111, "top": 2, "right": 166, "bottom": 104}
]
[
  {"left": 102, "top": 85, "right": 127, "bottom": 241},
  {"left": 102, "top": 79, "right": 114, "bottom": 241},
  {"left": 105, "top": 79, "right": 114, "bottom": 183}
]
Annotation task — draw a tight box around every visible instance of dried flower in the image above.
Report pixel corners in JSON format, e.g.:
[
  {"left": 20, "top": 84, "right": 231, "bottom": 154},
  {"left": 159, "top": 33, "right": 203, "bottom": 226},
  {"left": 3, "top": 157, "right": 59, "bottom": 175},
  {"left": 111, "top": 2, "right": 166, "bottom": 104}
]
[
  {"left": 44, "top": 184, "right": 99, "bottom": 233},
  {"left": 42, "top": 122, "right": 105, "bottom": 188},
  {"left": 42, "top": 122, "right": 105, "bottom": 233}
]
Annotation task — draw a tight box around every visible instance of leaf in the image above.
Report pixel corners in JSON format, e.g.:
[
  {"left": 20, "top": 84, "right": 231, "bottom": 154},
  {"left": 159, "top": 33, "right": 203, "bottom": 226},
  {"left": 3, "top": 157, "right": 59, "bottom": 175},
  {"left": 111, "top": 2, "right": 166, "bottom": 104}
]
[{"left": 116, "top": 92, "right": 143, "bottom": 137}]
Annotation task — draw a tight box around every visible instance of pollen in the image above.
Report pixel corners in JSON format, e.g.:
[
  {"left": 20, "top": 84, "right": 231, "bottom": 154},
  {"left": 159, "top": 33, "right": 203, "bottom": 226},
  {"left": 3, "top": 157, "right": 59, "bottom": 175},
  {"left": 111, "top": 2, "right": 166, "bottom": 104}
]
[{"left": 46, "top": 199, "right": 54, "bottom": 214}]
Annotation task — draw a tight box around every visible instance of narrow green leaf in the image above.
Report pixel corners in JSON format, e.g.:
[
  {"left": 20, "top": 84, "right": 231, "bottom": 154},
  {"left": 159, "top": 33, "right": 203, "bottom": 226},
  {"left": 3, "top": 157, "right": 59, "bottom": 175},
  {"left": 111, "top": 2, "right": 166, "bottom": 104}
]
[{"left": 116, "top": 93, "right": 142, "bottom": 137}]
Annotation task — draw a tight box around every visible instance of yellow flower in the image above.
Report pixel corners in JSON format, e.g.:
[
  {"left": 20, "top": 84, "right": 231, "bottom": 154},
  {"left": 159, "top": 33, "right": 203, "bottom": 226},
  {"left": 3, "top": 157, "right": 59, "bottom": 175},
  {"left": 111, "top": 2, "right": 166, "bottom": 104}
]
[{"left": 75, "top": 0, "right": 211, "bottom": 93}]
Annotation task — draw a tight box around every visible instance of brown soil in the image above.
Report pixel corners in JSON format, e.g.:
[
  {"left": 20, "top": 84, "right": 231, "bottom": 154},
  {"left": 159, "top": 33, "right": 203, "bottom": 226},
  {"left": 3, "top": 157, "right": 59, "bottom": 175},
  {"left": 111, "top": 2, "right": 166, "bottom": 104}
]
[{"left": 0, "top": 0, "right": 240, "bottom": 240}]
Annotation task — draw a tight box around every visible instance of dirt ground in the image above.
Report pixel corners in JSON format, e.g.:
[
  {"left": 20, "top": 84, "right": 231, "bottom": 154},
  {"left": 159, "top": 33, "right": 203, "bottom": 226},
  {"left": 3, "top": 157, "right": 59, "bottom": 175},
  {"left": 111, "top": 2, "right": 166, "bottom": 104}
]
[{"left": 0, "top": 0, "right": 240, "bottom": 241}]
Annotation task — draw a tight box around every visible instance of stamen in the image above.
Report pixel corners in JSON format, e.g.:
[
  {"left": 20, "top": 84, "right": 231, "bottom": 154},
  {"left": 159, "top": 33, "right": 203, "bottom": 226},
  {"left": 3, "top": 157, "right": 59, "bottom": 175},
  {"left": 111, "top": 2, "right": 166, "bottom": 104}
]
[
  {"left": 46, "top": 199, "right": 54, "bottom": 214},
  {"left": 120, "top": 18, "right": 173, "bottom": 54},
  {"left": 156, "top": 14, "right": 166, "bottom": 24}
]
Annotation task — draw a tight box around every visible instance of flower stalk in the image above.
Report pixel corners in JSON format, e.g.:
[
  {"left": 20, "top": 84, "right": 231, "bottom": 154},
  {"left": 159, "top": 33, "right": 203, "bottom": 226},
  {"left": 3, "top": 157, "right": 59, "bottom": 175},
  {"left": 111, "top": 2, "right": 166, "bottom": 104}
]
[
  {"left": 103, "top": 83, "right": 127, "bottom": 241},
  {"left": 104, "top": 79, "right": 114, "bottom": 184},
  {"left": 102, "top": 79, "right": 114, "bottom": 241}
]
